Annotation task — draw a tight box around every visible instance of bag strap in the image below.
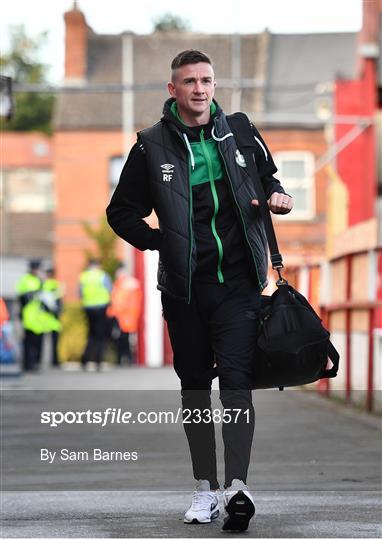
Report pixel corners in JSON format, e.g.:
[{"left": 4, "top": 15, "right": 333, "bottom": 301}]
[
  {"left": 226, "top": 113, "right": 285, "bottom": 278},
  {"left": 322, "top": 341, "right": 340, "bottom": 378}
]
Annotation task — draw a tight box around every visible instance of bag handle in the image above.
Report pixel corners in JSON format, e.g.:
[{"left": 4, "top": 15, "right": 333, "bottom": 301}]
[
  {"left": 322, "top": 341, "right": 340, "bottom": 378},
  {"left": 226, "top": 113, "right": 286, "bottom": 284}
]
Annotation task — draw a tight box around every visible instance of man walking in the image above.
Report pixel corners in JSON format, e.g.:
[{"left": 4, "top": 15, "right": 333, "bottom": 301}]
[{"left": 107, "top": 50, "right": 293, "bottom": 531}]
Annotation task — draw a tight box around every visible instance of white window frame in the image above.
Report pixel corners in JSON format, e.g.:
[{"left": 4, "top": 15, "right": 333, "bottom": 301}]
[
  {"left": 3, "top": 168, "right": 54, "bottom": 212},
  {"left": 109, "top": 155, "right": 125, "bottom": 194},
  {"left": 273, "top": 151, "right": 315, "bottom": 221}
]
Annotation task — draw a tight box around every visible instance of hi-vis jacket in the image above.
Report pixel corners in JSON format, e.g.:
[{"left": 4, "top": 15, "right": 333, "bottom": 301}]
[
  {"left": 79, "top": 268, "right": 111, "bottom": 308},
  {"left": 16, "top": 273, "right": 61, "bottom": 334}
]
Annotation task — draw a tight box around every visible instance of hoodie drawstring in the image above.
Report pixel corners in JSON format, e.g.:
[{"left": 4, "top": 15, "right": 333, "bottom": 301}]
[
  {"left": 211, "top": 124, "right": 268, "bottom": 162},
  {"left": 183, "top": 133, "right": 195, "bottom": 170},
  {"left": 254, "top": 136, "right": 268, "bottom": 161},
  {"left": 211, "top": 126, "right": 234, "bottom": 142}
]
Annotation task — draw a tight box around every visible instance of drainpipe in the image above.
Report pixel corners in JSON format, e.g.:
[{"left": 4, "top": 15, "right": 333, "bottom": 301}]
[
  {"left": 345, "top": 254, "right": 352, "bottom": 400},
  {"left": 367, "top": 307, "right": 375, "bottom": 412}
]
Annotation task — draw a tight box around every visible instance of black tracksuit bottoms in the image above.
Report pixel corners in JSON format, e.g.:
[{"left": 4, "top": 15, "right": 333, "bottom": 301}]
[
  {"left": 82, "top": 307, "right": 108, "bottom": 366},
  {"left": 161, "top": 277, "right": 261, "bottom": 490},
  {"left": 23, "top": 330, "right": 43, "bottom": 371}
]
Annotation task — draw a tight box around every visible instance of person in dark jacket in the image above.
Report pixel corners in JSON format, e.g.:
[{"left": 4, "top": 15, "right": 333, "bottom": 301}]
[{"left": 107, "top": 49, "right": 293, "bottom": 532}]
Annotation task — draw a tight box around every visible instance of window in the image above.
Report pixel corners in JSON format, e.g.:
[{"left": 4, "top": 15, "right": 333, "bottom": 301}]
[
  {"left": 3, "top": 169, "right": 54, "bottom": 212},
  {"left": 109, "top": 155, "right": 125, "bottom": 195},
  {"left": 274, "top": 152, "right": 315, "bottom": 220}
]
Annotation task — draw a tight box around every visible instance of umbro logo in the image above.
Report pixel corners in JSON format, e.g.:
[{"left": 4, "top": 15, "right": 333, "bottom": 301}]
[
  {"left": 161, "top": 163, "right": 174, "bottom": 172},
  {"left": 160, "top": 163, "right": 174, "bottom": 182}
]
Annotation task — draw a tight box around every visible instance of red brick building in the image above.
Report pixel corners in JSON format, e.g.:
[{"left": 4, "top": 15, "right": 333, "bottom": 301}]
[
  {"left": 307, "top": 0, "right": 382, "bottom": 412},
  {"left": 3, "top": 2, "right": 370, "bottom": 372},
  {"left": 1, "top": 132, "right": 54, "bottom": 298},
  {"left": 53, "top": 4, "right": 358, "bottom": 304}
]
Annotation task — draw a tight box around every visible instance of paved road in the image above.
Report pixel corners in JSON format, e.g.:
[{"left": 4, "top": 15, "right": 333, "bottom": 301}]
[{"left": 1, "top": 366, "right": 381, "bottom": 538}]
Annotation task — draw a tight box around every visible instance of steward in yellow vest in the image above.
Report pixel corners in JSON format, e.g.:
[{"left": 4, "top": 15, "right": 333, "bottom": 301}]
[
  {"left": 15, "top": 260, "right": 44, "bottom": 371},
  {"left": 79, "top": 259, "right": 112, "bottom": 370},
  {"left": 79, "top": 267, "right": 111, "bottom": 308}
]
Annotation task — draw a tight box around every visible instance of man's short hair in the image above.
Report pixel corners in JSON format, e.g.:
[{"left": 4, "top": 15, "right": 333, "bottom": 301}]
[
  {"left": 171, "top": 50, "right": 213, "bottom": 80},
  {"left": 29, "top": 259, "right": 41, "bottom": 271}
]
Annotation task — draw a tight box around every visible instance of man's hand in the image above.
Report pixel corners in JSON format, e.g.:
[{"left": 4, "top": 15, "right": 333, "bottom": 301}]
[{"left": 251, "top": 193, "right": 293, "bottom": 214}]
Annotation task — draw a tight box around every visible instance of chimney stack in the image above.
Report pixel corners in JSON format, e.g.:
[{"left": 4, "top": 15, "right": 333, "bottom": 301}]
[
  {"left": 64, "top": 2, "right": 88, "bottom": 83},
  {"left": 357, "top": 0, "right": 381, "bottom": 61}
]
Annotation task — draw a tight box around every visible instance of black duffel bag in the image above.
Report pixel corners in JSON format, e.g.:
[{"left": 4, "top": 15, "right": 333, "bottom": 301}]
[
  {"left": 252, "top": 283, "right": 339, "bottom": 390},
  {"left": 227, "top": 113, "right": 340, "bottom": 390}
]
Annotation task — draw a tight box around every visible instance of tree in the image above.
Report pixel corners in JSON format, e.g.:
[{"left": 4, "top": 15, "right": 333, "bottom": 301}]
[
  {"left": 82, "top": 216, "right": 121, "bottom": 279},
  {"left": 0, "top": 25, "right": 54, "bottom": 134},
  {"left": 153, "top": 13, "right": 191, "bottom": 32}
]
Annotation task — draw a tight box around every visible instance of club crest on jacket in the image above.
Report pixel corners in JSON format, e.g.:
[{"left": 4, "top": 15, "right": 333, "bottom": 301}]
[{"left": 235, "top": 150, "right": 246, "bottom": 168}]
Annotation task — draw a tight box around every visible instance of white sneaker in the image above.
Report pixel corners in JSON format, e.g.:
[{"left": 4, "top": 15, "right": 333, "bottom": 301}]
[
  {"left": 222, "top": 479, "right": 255, "bottom": 531},
  {"left": 184, "top": 479, "right": 219, "bottom": 524},
  {"left": 99, "top": 361, "right": 111, "bottom": 372},
  {"left": 84, "top": 362, "right": 97, "bottom": 372}
]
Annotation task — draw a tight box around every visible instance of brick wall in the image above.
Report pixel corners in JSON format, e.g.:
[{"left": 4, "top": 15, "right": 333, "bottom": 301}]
[{"left": 53, "top": 130, "right": 126, "bottom": 299}]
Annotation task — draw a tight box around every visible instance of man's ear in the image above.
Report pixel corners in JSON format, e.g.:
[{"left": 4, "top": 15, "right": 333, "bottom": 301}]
[{"left": 168, "top": 81, "right": 176, "bottom": 98}]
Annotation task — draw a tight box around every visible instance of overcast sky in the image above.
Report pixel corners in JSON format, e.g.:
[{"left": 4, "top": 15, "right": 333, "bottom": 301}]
[{"left": 2, "top": 0, "right": 363, "bottom": 83}]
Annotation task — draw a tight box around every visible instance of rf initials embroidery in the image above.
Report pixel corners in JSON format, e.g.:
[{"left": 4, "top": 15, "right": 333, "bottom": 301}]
[{"left": 160, "top": 163, "right": 174, "bottom": 182}]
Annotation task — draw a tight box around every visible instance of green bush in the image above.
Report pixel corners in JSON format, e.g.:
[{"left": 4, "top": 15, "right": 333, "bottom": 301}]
[
  {"left": 57, "top": 302, "right": 118, "bottom": 364},
  {"left": 82, "top": 216, "right": 120, "bottom": 280},
  {"left": 58, "top": 302, "right": 87, "bottom": 363}
]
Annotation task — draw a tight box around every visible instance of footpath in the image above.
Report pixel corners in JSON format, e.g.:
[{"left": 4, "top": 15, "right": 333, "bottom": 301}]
[{"left": 1, "top": 366, "right": 381, "bottom": 538}]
